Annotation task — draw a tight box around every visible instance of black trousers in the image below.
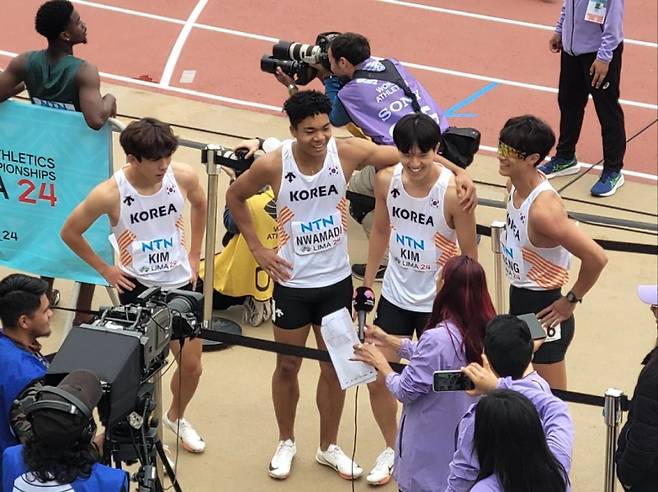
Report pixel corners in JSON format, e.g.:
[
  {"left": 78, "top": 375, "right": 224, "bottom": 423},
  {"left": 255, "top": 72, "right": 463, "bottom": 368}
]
[{"left": 556, "top": 43, "right": 626, "bottom": 172}]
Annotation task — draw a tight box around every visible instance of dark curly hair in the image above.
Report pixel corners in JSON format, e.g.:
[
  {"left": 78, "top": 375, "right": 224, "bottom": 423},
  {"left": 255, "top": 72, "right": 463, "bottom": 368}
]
[
  {"left": 35, "top": 1, "right": 74, "bottom": 41},
  {"left": 22, "top": 417, "right": 99, "bottom": 484},
  {"left": 283, "top": 90, "right": 332, "bottom": 128}
]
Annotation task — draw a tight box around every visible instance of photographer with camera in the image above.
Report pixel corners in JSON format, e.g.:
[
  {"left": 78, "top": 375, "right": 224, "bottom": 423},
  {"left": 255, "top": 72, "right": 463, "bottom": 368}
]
[
  {"left": 2, "top": 369, "right": 129, "bottom": 491},
  {"left": 445, "top": 315, "right": 574, "bottom": 491},
  {"left": 271, "top": 32, "right": 476, "bottom": 281},
  {"left": 60, "top": 117, "right": 208, "bottom": 454},
  {"left": 0, "top": 274, "right": 52, "bottom": 478}
]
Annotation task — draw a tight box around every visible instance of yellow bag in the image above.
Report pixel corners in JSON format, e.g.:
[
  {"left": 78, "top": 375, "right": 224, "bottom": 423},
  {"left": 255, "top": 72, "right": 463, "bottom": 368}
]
[{"left": 200, "top": 188, "right": 277, "bottom": 301}]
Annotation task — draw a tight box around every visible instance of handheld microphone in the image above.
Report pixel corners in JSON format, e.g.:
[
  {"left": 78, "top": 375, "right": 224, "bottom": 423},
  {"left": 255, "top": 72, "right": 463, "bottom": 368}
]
[{"left": 353, "top": 286, "right": 375, "bottom": 342}]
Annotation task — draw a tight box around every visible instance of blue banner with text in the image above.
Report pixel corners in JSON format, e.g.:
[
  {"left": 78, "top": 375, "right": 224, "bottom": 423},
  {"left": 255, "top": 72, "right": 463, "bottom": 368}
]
[{"left": 0, "top": 100, "right": 112, "bottom": 284}]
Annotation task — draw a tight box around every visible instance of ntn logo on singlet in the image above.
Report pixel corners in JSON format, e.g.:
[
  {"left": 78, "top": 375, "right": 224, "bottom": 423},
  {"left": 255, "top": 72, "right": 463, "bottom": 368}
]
[
  {"left": 300, "top": 215, "right": 337, "bottom": 233},
  {"left": 289, "top": 184, "right": 338, "bottom": 202},
  {"left": 391, "top": 206, "right": 434, "bottom": 226},
  {"left": 140, "top": 237, "right": 174, "bottom": 252},
  {"left": 395, "top": 233, "right": 425, "bottom": 251},
  {"left": 129, "top": 203, "right": 178, "bottom": 224}
]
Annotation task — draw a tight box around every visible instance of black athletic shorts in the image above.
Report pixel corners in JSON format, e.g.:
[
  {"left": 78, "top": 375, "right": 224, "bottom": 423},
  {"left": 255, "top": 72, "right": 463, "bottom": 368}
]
[
  {"left": 272, "top": 275, "right": 353, "bottom": 330},
  {"left": 374, "top": 295, "right": 430, "bottom": 338},
  {"left": 118, "top": 277, "right": 193, "bottom": 305},
  {"left": 509, "top": 285, "right": 575, "bottom": 364}
]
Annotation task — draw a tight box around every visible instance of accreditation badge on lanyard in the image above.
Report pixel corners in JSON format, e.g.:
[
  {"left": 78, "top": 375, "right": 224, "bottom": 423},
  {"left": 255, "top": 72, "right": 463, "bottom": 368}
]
[{"left": 585, "top": 0, "right": 607, "bottom": 24}]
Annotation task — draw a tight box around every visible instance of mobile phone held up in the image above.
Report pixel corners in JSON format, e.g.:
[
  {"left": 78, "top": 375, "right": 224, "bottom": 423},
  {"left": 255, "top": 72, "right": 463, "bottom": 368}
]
[
  {"left": 516, "top": 313, "right": 547, "bottom": 340},
  {"left": 432, "top": 370, "right": 475, "bottom": 392}
]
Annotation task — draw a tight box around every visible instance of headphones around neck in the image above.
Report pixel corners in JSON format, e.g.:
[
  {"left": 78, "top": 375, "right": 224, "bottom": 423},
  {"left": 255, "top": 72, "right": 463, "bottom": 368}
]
[{"left": 22, "top": 385, "right": 96, "bottom": 444}]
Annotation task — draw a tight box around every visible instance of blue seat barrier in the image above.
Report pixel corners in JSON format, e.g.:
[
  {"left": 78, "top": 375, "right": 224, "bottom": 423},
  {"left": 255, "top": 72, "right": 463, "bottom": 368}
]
[{"left": 0, "top": 100, "right": 112, "bottom": 284}]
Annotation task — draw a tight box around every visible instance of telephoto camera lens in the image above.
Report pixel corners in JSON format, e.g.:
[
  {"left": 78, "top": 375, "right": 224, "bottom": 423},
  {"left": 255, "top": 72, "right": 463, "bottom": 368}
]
[{"left": 273, "top": 40, "right": 321, "bottom": 64}]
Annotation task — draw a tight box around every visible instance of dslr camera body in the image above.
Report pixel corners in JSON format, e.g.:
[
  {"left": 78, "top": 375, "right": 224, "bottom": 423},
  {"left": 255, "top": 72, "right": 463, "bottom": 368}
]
[{"left": 260, "top": 32, "right": 341, "bottom": 85}]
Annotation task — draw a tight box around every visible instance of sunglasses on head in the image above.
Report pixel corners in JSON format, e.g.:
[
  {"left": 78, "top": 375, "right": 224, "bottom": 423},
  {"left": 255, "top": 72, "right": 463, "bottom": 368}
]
[{"left": 497, "top": 141, "right": 528, "bottom": 160}]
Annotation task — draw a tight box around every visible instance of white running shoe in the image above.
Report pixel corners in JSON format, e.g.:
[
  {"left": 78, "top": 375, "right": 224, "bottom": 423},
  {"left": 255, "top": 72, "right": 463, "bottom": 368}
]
[
  {"left": 269, "top": 439, "right": 296, "bottom": 479},
  {"left": 163, "top": 414, "right": 206, "bottom": 453},
  {"left": 315, "top": 444, "right": 363, "bottom": 480},
  {"left": 366, "top": 447, "right": 395, "bottom": 485}
]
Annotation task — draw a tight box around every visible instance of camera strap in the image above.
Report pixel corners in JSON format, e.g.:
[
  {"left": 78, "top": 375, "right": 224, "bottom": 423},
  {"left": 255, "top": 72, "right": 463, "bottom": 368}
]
[{"left": 352, "top": 59, "right": 421, "bottom": 112}]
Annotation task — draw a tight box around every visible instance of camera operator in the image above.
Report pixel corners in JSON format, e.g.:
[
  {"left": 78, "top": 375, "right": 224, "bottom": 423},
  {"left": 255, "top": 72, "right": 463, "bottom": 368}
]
[
  {"left": 615, "top": 285, "right": 658, "bottom": 491},
  {"left": 0, "top": 274, "right": 52, "bottom": 478},
  {"left": 2, "top": 369, "right": 129, "bottom": 491},
  {"left": 60, "top": 117, "right": 208, "bottom": 454},
  {"left": 445, "top": 315, "right": 574, "bottom": 491},
  {"left": 274, "top": 32, "right": 472, "bottom": 281}
]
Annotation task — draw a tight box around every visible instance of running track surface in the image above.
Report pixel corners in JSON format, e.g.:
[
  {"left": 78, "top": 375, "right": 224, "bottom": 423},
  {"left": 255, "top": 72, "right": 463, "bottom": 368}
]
[{"left": 1, "top": 0, "right": 656, "bottom": 179}]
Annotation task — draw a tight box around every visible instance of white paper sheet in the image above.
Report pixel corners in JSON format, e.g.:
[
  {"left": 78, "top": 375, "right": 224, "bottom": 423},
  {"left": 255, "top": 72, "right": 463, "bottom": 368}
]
[{"left": 321, "top": 308, "right": 377, "bottom": 390}]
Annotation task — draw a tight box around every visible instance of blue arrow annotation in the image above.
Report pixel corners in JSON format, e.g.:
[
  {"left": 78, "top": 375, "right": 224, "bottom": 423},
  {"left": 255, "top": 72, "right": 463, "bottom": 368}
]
[{"left": 444, "top": 82, "right": 499, "bottom": 118}]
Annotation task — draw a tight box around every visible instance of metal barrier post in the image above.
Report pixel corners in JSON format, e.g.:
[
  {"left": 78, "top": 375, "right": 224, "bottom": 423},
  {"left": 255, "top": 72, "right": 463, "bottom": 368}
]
[
  {"left": 201, "top": 145, "right": 221, "bottom": 325},
  {"left": 490, "top": 220, "right": 507, "bottom": 313},
  {"left": 604, "top": 388, "right": 624, "bottom": 492}
]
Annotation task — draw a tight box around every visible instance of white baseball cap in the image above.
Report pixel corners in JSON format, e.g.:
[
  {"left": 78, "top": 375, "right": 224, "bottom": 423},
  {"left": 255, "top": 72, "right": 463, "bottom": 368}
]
[{"left": 637, "top": 285, "right": 658, "bottom": 305}]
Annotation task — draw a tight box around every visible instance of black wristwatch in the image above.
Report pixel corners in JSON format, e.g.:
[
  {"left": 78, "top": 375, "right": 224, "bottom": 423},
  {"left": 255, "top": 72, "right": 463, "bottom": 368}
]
[{"left": 565, "top": 291, "right": 582, "bottom": 304}]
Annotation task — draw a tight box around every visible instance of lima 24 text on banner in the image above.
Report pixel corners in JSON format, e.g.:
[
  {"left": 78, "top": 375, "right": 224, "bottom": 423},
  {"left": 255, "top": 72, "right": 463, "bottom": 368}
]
[{"left": 0, "top": 100, "right": 112, "bottom": 284}]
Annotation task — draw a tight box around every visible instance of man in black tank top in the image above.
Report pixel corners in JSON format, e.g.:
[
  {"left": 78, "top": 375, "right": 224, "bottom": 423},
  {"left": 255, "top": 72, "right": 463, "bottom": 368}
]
[{"left": 0, "top": 0, "right": 117, "bottom": 325}]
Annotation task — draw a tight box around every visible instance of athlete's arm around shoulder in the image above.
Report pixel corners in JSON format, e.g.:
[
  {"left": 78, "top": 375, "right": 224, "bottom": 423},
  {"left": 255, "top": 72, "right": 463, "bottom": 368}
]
[
  {"left": 530, "top": 192, "right": 608, "bottom": 298},
  {"left": 76, "top": 62, "right": 116, "bottom": 130},
  {"left": 335, "top": 137, "right": 400, "bottom": 177},
  {"left": 444, "top": 175, "right": 478, "bottom": 260},
  {"left": 0, "top": 53, "right": 28, "bottom": 101},
  {"left": 363, "top": 167, "right": 394, "bottom": 288}
]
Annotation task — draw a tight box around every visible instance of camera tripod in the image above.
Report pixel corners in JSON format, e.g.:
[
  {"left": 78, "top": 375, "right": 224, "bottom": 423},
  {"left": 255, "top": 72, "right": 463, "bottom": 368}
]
[{"left": 103, "top": 395, "right": 183, "bottom": 492}]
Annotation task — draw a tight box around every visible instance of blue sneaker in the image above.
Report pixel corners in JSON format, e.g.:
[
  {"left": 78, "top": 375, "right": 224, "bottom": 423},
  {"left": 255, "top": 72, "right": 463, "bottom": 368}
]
[
  {"left": 591, "top": 170, "right": 625, "bottom": 197},
  {"left": 538, "top": 156, "right": 580, "bottom": 178}
]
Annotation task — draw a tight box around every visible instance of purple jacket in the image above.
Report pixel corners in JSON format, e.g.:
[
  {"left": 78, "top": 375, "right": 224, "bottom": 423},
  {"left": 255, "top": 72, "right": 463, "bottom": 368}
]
[
  {"left": 555, "top": 0, "right": 624, "bottom": 62},
  {"left": 337, "top": 58, "right": 449, "bottom": 145},
  {"left": 385, "top": 321, "right": 478, "bottom": 492},
  {"left": 445, "top": 372, "right": 574, "bottom": 491}
]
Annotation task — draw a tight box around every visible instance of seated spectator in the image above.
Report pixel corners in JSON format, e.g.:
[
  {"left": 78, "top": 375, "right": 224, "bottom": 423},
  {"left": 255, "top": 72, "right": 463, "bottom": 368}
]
[
  {"left": 199, "top": 186, "right": 276, "bottom": 326},
  {"left": 446, "top": 315, "right": 574, "bottom": 491},
  {"left": 470, "top": 389, "right": 569, "bottom": 491},
  {"left": 2, "top": 369, "right": 128, "bottom": 491},
  {"left": 352, "top": 255, "right": 496, "bottom": 491},
  {"left": 0, "top": 274, "right": 52, "bottom": 480},
  {"left": 615, "top": 285, "right": 658, "bottom": 491}
]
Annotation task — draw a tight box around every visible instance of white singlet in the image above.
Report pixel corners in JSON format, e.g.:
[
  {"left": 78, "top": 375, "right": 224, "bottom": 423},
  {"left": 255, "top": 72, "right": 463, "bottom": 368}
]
[
  {"left": 502, "top": 179, "right": 571, "bottom": 291},
  {"left": 109, "top": 165, "right": 191, "bottom": 289},
  {"left": 381, "top": 164, "right": 458, "bottom": 312},
  {"left": 275, "top": 138, "right": 351, "bottom": 288}
]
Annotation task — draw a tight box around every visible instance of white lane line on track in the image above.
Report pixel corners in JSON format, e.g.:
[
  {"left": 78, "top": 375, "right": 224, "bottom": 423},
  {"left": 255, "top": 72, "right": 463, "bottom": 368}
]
[
  {"left": 68, "top": 0, "right": 657, "bottom": 110},
  {"left": 395, "top": 59, "right": 658, "bottom": 110},
  {"left": 160, "top": 0, "right": 207, "bottom": 87},
  {"left": 378, "top": 0, "right": 658, "bottom": 49},
  {"left": 479, "top": 145, "right": 658, "bottom": 181},
  {"left": 0, "top": 50, "right": 654, "bottom": 181}
]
